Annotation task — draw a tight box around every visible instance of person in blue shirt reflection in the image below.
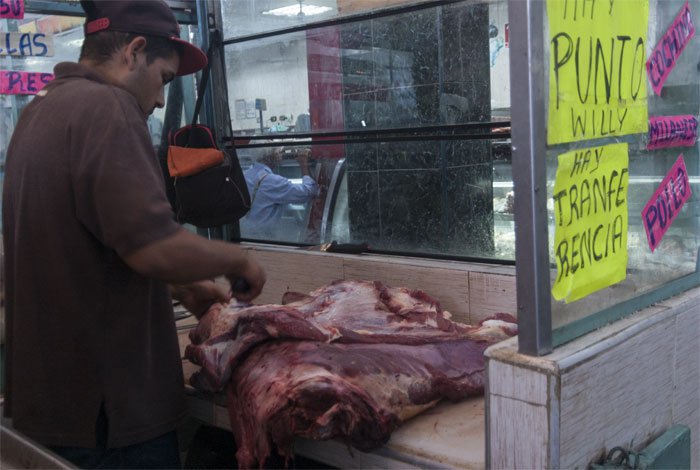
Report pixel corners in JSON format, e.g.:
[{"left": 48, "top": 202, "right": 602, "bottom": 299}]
[{"left": 240, "top": 144, "right": 320, "bottom": 239}]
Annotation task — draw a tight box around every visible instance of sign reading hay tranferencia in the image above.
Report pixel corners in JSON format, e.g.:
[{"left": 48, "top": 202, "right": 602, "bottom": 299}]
[
  {"left": 552, "top": 143, "right": 629, "bottom": 303},
  {"left": 547, "top": 0, "right": 649, "bottom": 145}
]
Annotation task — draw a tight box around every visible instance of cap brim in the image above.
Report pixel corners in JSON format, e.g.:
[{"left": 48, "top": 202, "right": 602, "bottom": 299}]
[{"left": 171, "top": 37, "right": 207, "bottom": 76}]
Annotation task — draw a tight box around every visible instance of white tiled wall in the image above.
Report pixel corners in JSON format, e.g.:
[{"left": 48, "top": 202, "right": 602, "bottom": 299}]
[
  {"left": 244, "top": 245, "right": 517, "bottom": 324},
  {"left": 486, "top": 287, "right": 700, "bottom": 468}
]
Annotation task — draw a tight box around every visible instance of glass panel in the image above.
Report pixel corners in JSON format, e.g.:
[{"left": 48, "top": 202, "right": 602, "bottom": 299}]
[
  {"left": 543, "top": 0, "right": 700, "bottom": 329},
  {"left": 226, "top": 0, "right": 513, "bottom": 260},
  {"left": 220, "top": 0, "right": 428, "bottom": 40},
  {"left": 225, "top": 1, "right": 500, "bottom": 136},
  {"left": 237, "top": 136, "right": 512, "bottom": 260}
]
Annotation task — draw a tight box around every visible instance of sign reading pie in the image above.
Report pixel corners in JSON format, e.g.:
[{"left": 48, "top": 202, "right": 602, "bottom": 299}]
[
  {"left": 552, "top": 143, "right": 629, "bottom": 303},
  {"left": 641, "top": 154, "right": 692, "bottom": 253},
  {"left": 547, "top": 0, "right": 649, "bottom": 145},
  {"left": 0, "top": 70, "right": 54, "bottom": 95}
]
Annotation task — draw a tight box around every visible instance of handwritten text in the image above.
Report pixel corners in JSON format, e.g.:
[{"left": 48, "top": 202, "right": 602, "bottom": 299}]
[
  {"left": 646, "top": 1, "right": 695, "bottom": 96},
  {"left": 642, "top": 154, "right": 692, "bottom": 252},
  {"left": 0, "top": 33, "right": 54, "bottom": 57},
  {"left": 0, "top": 0, "right": 23, "bottom": 19},
  {"left": 551, "top": 142, "right": 629, "bottom": 303},
  {"left": 0, "top": 70, "right": 54, "bottom": 95},
  {"left": 648, "top": 115, "right": 698, "bottom": 150},
  {"left": 547, "top": 0, "right": 649, "bottom": 145}
]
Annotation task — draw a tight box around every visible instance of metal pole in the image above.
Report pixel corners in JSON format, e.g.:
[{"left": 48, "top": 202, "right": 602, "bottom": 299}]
[{"left": 509, "top": 0, "right": 552, "bottom": 355}]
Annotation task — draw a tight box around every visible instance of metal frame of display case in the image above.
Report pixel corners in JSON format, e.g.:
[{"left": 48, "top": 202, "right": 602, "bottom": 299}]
[
  {"left": 508, "top": 0, "right": 552, "bottom": 356},
  {"left": 509, "top": 0, "right": 700, "bottom": 356}
]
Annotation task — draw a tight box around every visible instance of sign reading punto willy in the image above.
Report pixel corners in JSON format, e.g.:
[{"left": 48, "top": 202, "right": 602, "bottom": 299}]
[{"left": 546, "top": 0, "right": 649, "bottom": 145}]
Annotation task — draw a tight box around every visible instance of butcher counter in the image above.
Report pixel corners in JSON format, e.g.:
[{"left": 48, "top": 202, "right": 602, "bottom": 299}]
[{"left": 177, "top": 315, "right": 487, "bottom": 470}]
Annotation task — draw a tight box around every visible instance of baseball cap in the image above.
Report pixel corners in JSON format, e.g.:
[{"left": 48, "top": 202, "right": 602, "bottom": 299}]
[{"left": 80, "top": 0, "right": 207, "bottom": 76}]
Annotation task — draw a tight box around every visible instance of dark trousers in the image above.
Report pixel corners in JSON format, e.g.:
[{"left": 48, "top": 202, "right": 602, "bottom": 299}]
[{"left": 49, "top": 406, "right": 181, "bottom": 469}]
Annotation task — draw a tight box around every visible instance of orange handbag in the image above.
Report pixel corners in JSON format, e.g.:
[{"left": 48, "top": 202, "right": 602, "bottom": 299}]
[
  {"left": 160, "top": 31, "right": 251, "bottom": 228},
  {"left": 167, "top": 132, "right": 224, "bottom": 177}
]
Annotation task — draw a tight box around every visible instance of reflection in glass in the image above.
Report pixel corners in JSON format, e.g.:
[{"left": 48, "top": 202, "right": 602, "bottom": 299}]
[{"left": 224, "top": 0, "right": 514, "bottom": 261}]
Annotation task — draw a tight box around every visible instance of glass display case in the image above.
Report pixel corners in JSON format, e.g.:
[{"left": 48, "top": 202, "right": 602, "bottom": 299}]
[
  {"left": 511, "top": 0, "right": 700, "bottom": 353},
  {"left": 219, "top": 0, "right": 515, "bottom": 262}
]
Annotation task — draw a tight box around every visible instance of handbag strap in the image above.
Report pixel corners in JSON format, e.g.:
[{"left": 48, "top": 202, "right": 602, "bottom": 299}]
[{"left": 190, "top": 30, "right": 220, "bottom": 129}]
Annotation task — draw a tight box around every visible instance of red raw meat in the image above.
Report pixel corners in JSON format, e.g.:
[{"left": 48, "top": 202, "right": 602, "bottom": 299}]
[
  {"left": 184, "top": 280, "right": 517, "bottom": 468},
  {"left": 227, "top": 338, "right": 497, "bottom": 468}
]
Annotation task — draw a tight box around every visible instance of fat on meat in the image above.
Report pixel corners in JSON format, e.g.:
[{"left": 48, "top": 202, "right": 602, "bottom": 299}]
[{"left": 184, "top": 279, "right": 517, "bottom": 468}]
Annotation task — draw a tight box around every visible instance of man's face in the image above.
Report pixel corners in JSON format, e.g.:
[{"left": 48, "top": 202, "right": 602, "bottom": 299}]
[{"left": 122, "top": 40, "right": 179, "bottom": 116}]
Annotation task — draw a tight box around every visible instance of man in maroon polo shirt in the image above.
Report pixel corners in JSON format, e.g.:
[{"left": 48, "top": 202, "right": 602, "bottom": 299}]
[{"left": 2, "top": 1, "right": 266, "bottom": 467}]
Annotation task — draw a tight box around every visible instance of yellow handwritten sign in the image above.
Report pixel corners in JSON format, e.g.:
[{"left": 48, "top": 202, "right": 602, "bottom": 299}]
[
  {"left": 547, "top": 0, "right": 649, "bottom": 145},
  {"left": 552, "top": 143, "right": 629, "bottom": 303}
]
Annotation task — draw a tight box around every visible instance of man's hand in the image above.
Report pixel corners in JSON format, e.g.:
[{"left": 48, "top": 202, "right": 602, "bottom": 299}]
[
  {"left": 296, "top": 149, "right": 311, "bottom": 176},
  {"left": 226, "top": 254, "right": 266, "bottom": 303},
  {"left": 171, "top": 280, "right": 231, "bottom": 319}
]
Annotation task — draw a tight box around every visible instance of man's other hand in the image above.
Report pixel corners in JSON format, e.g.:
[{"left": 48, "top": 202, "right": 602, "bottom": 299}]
[{"left": 171, "top": 280, "right": 231, "bottom": 319}]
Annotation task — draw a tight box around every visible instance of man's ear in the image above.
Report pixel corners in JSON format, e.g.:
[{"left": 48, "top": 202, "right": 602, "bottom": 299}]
[{"left": 124, "top": 36, "right": 148, "bottom": 70}]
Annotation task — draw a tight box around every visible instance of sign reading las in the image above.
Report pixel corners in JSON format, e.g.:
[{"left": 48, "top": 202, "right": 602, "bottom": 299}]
[
  {"left": 0, "top": 32, "right": 54, "bottom": 57},
  {"left": 547, "top": 0, "right": 649, "bottom": 145}
]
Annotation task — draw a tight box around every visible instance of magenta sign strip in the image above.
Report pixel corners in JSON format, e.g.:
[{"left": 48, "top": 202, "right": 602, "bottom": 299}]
[
  {"left": 641, "top": 154, "right": 692, "bottom": 252},
  {"left": 646, "top": 1, "right": 695, "bottom": 96}
]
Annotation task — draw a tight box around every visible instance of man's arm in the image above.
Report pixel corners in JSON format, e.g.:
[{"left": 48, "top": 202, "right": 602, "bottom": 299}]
[
  {"left": 123, "top": 228, "right": 266, "bottom": 302},
  {"left": 296, "top": 149, "right": 312, "bottom": 177}
]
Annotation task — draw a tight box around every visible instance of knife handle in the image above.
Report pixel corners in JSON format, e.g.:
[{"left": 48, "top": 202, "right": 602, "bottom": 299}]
[
  {"left": 326, "top": 242, "right": 369, "bottom": 254},
  {"left": 231, "top": 278, "right": 250, "bottom": 293}
]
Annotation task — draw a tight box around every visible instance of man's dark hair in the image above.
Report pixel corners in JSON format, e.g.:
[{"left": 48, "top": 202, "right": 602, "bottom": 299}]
[{"left": 79, "top": 31, "right": 184, "bottom": 65}]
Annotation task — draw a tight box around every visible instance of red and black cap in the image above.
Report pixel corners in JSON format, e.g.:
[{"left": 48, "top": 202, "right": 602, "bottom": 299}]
[{"left": 80, "top": 0, "right": 207, "bottom": 76}]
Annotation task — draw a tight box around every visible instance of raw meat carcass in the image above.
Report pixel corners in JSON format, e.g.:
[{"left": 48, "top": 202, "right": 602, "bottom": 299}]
[
  {"left": 228, "top": 337, "right": 500, "bottom": 468},
  {"left": 184, "top": 280, "right": 517, "bottom": 468}
]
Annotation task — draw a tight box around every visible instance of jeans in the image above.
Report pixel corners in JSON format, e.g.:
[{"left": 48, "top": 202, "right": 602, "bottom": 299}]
[{"left": 49, "top": 406, "right": 181, "bottom": 469}]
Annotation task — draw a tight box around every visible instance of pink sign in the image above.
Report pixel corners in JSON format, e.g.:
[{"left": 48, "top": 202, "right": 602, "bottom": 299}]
[
  {"left": 0, "top": 0, "right": 23, "bottom": 19},
  {"left": 648, "top": 115, "right": 698, "bottom": 150},
  {"left": 646, "top": 1, "right": 695, "bottom": 96},
  {"left": 0, "top": 70, "right": 53, "bottom": 95},
  {"left": 642, "top": 154, "right": 692, "bottom": 252}
]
